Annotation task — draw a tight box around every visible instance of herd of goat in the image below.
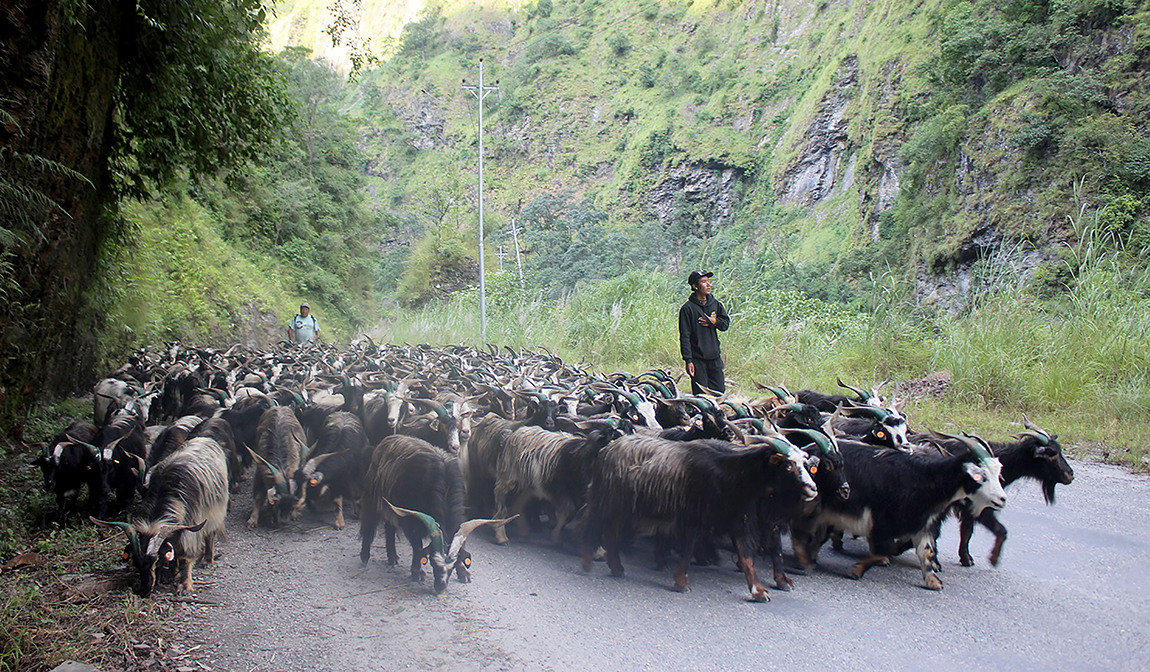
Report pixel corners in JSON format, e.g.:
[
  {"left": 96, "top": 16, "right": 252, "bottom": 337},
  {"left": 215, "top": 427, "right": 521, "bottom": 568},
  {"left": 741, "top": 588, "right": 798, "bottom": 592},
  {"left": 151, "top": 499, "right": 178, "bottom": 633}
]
[{"left": 30, "top": 340, "right": 1074, "bottom": 601}]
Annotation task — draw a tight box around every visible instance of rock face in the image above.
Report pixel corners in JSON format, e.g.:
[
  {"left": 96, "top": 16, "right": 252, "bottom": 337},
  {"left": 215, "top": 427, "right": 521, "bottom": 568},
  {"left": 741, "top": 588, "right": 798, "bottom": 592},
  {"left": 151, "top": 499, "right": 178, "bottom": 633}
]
[
  {"left": 647, "top": 161, "right": 745, "bottom": 236},
  {"left": 0, "top": 0, "right": 124, "bottom": 435},
  {"left": 778, "top": 56, "right": 858, "bottom": 206}
]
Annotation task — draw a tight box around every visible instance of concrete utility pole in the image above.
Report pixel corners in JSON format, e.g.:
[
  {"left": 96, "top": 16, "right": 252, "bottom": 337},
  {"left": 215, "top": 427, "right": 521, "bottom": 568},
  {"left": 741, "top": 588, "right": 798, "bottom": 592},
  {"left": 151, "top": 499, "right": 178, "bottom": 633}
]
[
  {"left": 508, "top": 219, "right": 524, "bottom": 288},
  {"left": 462, "top": 60, "right": 498, "bottom": 343}
]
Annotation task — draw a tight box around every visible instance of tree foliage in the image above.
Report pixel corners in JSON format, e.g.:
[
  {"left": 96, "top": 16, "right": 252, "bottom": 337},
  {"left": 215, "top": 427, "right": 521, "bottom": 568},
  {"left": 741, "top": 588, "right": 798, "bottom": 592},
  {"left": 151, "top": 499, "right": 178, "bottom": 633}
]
[{"left": 111, "top": 0, "right": 291, "bottom": 199}]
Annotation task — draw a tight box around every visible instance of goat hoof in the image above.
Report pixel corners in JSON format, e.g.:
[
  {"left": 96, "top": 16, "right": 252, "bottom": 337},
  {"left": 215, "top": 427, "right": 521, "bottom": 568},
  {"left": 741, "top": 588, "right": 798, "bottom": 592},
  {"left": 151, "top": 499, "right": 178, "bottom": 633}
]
[
  {"left": 609, "top": 568, "right": 625, "bottom": 578},
  {"left": 924, "top": 574, "right": 943, "bottom": 591},
  {"left": 960, "top": 555, "right": 974, "bottom": 567},
  {"left": 989, "top": 552, "right": 1002, "bottom": 567},
  {"left": 672, "top": 582, "right": 691, "bottom": 593},
  {"left": 750, "top": 588, "right": 770, "bottom": 602},
  {"left": 848, "top": 565, "right": 865, "bottom": 580},
  {"left": 774, "top": 575, "right": 794, "bottom": 591}
]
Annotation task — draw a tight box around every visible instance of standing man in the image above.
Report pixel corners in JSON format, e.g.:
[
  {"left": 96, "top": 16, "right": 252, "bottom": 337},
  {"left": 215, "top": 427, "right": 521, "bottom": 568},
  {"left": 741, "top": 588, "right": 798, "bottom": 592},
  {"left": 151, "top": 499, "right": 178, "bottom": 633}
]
[
  {"left": 287, "top": 302, "right": 320, "bottom": 345},
  {"left": 678, "top": 270, "right": 730, "bottom": 394}
]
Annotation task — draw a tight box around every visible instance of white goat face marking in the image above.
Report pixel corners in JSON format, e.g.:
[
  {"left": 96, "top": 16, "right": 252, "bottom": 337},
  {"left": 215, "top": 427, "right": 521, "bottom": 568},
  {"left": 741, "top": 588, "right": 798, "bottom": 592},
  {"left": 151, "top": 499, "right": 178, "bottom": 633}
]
[
  {"left": 102, "top": 448, "right": 114, "bottom": 462},
  {"left": 886, "top": 417, "right": 910, "bottom": 449},
  {"left": 53, "top": 444, "right": 65, "bottom": 461},
  {"left": 965, "top": 459, "right": 1007, "bottom": 515},
  {"left": 789, "top": 450, "right": 818, "bottom": 501},
  {"left": 636, "top": 400, "right": 658, "bottom": 429}
]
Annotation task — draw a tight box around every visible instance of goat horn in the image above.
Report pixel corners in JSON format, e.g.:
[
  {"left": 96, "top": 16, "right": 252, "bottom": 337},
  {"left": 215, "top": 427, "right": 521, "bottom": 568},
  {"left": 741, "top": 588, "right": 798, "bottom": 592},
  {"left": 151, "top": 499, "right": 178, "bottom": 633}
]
[
  {"left": 448, "top": 515, "right": 520, "bottom": 560},
  {"left": 837, "top": 378, "right": 869, "bottom": 401},
  {"left": 779, "top": 427, "right": 833, "bottom": 456},
  {"left": 89, "top": 517, "right": 132, "bottom": 533},
  {"left": 1020, "top": 414, "right": 1052, "bottom": 444},
  {"left": 1013, "top": 430, "right": 1051, "bottom": 446},
  {"left": 383, "top": 499, "right": 445, "bottom": 557},
  {"left": 840, "top": 402, "right": 890, "bottom": 420},
  {"left": 246, "top": 447, "right": 285, "bottom": 485},
  {"left": 960, "top": 432, "right": 996, "bottom": 462}
]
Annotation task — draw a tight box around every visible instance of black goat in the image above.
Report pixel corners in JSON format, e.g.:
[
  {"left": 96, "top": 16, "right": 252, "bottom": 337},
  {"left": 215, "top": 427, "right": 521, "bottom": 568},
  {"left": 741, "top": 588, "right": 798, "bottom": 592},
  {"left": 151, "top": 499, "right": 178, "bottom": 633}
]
[
  {"left": 298, "top": 411, "right": 369, "bottom": 529},
  {"left": 96, "top": 413, "right": 147, "bottom": 517},
  {"left": 917, "top": 417, "right": 1074, "bottom": 566},
  {"left": 752, "top": 427, "right": 850, "bottom": 591},
  {"left": 358, "top": 435, "right": 468, "bottom": 593},
  {"left": 493, "top": 425, "right": 619, "bottom": 544},
  {"left": 32, "top": 420, "right": 100, "bottom": 521},
  {"left": 580, "top": 436, "right": 818, "bottom": 601},
  {"left": 791, "top": 434, "right": 1007, "bottom": 590}
]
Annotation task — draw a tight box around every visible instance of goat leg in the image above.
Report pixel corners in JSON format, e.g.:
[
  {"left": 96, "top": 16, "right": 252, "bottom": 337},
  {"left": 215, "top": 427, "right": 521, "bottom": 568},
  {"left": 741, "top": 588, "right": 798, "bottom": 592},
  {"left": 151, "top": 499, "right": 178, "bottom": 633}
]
[
  {"left": 246, "top": 501, "right": 261, "bottom": 530},
  {"left": 333, "top": 495, "right": 345, "bottom": 530},
  {"left": 977, "top": 509, "right": 1009, "bottom": 566},
  {"left": 359, "top": 505, "right": 377, "bottom": 565},
  {"left": 958, "top": 506, "right": 976, "bottom": 566},
  {"left": 735, "top": 537, "right": 770, "bottom": 602},
  {"left": 492, "top": 478, "right": 515, "bottom": 545},
  {"left": 604, "top": 523, "right": 625, "bottom": 577},
  {"left": 177, "top": 558, "right": 195, "bottom": 594},
  {"left": 849, "top": 554, "right": 891, "bottom": 580},
  {"left": 764, "top": 526, "right": 793, "bottom": 591},
  {"left": 385, "top": 522, "right": 399, "bottom": 566},
  {"left": 550, "top": 506, "right": 571, "bottom": 546},
  {"left": 916, "top": 535, "right": 943, "bottom": 590}
]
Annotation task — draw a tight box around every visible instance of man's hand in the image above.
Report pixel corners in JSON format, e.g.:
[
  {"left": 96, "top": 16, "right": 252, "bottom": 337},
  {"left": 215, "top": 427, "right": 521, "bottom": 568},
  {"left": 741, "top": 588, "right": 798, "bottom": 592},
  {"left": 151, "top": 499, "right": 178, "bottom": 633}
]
[
  {"left": 686, "top": 362, "right": 695, "bottom": 378},
  {"left": 697, "top": 312, "right": 717, "bottom": 327}
]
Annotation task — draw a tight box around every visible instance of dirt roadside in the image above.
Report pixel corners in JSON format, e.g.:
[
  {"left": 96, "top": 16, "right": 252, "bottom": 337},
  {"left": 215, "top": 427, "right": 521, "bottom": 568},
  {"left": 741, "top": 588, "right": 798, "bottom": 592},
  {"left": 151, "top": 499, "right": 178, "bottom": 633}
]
[{"left": 173, "top": 493, "right": 521, "bottom": 672}]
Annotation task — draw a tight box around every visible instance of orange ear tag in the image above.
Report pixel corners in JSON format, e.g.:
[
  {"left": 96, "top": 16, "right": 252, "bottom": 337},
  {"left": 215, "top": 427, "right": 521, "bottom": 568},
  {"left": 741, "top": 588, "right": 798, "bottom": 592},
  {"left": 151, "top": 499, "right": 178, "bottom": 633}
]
[{"left": 421, "top": 556, "right": 428, "bottom": 566}]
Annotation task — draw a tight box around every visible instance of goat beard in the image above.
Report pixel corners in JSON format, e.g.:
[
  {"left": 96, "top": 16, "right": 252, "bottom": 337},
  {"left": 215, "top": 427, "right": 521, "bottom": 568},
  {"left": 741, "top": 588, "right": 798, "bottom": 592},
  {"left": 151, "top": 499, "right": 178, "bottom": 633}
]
[{"left": 1042, "top": 480, "right": 1057, "bottom": 505}]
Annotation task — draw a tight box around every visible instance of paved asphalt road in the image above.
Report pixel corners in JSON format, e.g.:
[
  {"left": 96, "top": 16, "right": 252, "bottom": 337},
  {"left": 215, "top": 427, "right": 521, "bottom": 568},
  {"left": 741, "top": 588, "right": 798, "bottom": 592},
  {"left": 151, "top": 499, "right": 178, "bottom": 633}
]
[{"left": 183, "top": 459, "right": 1149, "bottom": 671}]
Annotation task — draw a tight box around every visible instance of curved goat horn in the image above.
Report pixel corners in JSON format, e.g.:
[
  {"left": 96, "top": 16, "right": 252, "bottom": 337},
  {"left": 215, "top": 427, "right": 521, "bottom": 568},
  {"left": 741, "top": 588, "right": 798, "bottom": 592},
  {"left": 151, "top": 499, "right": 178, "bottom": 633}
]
[
  {"left": 1020, "top": 414, "right": 1052, "bottom": 445},
  {"left": 90, "top": 517, "right": 133, "bottom": 533},
  {"left": 837, "top": 378, "right": 869, "bottom": 401},
  {"left": 447, "top": 515, "right": 520, "bottom": 560},
  {"left": 383, "top": 499, "right": 445, "bottom": 557}
]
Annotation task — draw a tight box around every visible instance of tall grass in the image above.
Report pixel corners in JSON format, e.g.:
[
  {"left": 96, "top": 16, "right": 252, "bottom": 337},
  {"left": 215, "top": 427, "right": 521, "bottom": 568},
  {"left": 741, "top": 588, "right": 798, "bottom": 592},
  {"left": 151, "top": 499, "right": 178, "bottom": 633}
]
[{"left": 375, "top": 256, "right": 1150, "bottom": 468}]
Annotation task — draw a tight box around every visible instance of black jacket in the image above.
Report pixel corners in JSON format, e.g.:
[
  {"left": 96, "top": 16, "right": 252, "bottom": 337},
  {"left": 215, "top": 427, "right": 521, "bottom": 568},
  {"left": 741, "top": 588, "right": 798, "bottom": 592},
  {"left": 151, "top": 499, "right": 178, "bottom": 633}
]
[{"left": 678, "top": 292, "right": 730, "bottom": 363}]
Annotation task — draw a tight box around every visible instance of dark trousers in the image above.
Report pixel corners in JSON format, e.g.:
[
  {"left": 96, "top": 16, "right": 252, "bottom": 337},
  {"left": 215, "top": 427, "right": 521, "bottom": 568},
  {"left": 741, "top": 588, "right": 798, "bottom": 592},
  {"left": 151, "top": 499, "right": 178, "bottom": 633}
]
[{"left": 690, "top": 358, "right": 725, "bottom": 395}]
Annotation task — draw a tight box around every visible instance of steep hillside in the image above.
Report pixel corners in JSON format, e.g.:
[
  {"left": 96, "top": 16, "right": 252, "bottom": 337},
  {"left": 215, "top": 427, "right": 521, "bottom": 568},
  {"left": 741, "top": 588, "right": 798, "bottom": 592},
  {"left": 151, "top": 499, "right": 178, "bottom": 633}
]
[{"left": 270, "top": 0, "right": 1149, "bottom": 306}]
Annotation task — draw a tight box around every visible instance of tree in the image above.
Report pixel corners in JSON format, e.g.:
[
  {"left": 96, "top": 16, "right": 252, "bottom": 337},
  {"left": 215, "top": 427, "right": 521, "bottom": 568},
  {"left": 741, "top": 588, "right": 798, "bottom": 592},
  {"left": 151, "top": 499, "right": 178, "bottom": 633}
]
[{"left": 0, "top": 0, "right": 289, "bottom": 436}]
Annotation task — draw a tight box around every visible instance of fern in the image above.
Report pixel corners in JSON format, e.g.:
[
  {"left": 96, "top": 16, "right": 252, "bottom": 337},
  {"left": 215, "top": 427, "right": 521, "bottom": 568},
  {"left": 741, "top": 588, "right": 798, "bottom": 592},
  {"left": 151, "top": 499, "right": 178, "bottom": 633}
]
[{"left": 0, "top": 102, "right": 93, "bottom": 251}]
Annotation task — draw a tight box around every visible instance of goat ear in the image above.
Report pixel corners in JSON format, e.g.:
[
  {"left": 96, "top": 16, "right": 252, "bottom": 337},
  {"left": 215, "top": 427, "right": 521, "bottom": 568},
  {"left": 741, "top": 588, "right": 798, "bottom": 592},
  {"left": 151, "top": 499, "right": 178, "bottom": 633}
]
[{"left": 769, "top": 453, "right": 786, "bottom": 465}]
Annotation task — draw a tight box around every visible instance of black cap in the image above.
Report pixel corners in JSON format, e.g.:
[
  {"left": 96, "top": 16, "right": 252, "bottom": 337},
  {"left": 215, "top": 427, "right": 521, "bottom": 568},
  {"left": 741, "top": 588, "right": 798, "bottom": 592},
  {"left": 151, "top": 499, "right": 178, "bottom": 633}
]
[{"left": 687, "top": 270, "right": 713, "bottom": 286}]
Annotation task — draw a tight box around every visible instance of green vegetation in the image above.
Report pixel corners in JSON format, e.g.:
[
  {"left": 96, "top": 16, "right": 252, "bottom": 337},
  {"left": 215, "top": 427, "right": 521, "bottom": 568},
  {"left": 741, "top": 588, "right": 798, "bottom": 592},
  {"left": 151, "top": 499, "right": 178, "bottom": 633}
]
[{"left": 380, "top": 242, "right": 1150, "bottom": 468}]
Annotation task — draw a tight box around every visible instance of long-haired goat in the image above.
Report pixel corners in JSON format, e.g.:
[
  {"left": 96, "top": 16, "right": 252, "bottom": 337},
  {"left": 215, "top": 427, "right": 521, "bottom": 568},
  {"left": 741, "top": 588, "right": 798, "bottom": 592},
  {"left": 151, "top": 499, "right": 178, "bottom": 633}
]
[
  {"left": 360, "top": 435, "right": 511, "bottom": 593},
  {"left": 580, "top": 436, "right": 817, "bottom": 602},
  {"left": 247, "top": 407, "right": 309, "bottom": 528},
  {"left": 465, "top": 399, "right": 557, "bottom": 516},
  {"left": 92, "top": 437, "right": 228, "bottom": 596},
  {"left": 493, "top": 424, "right": 618, "bottom": 544}
]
